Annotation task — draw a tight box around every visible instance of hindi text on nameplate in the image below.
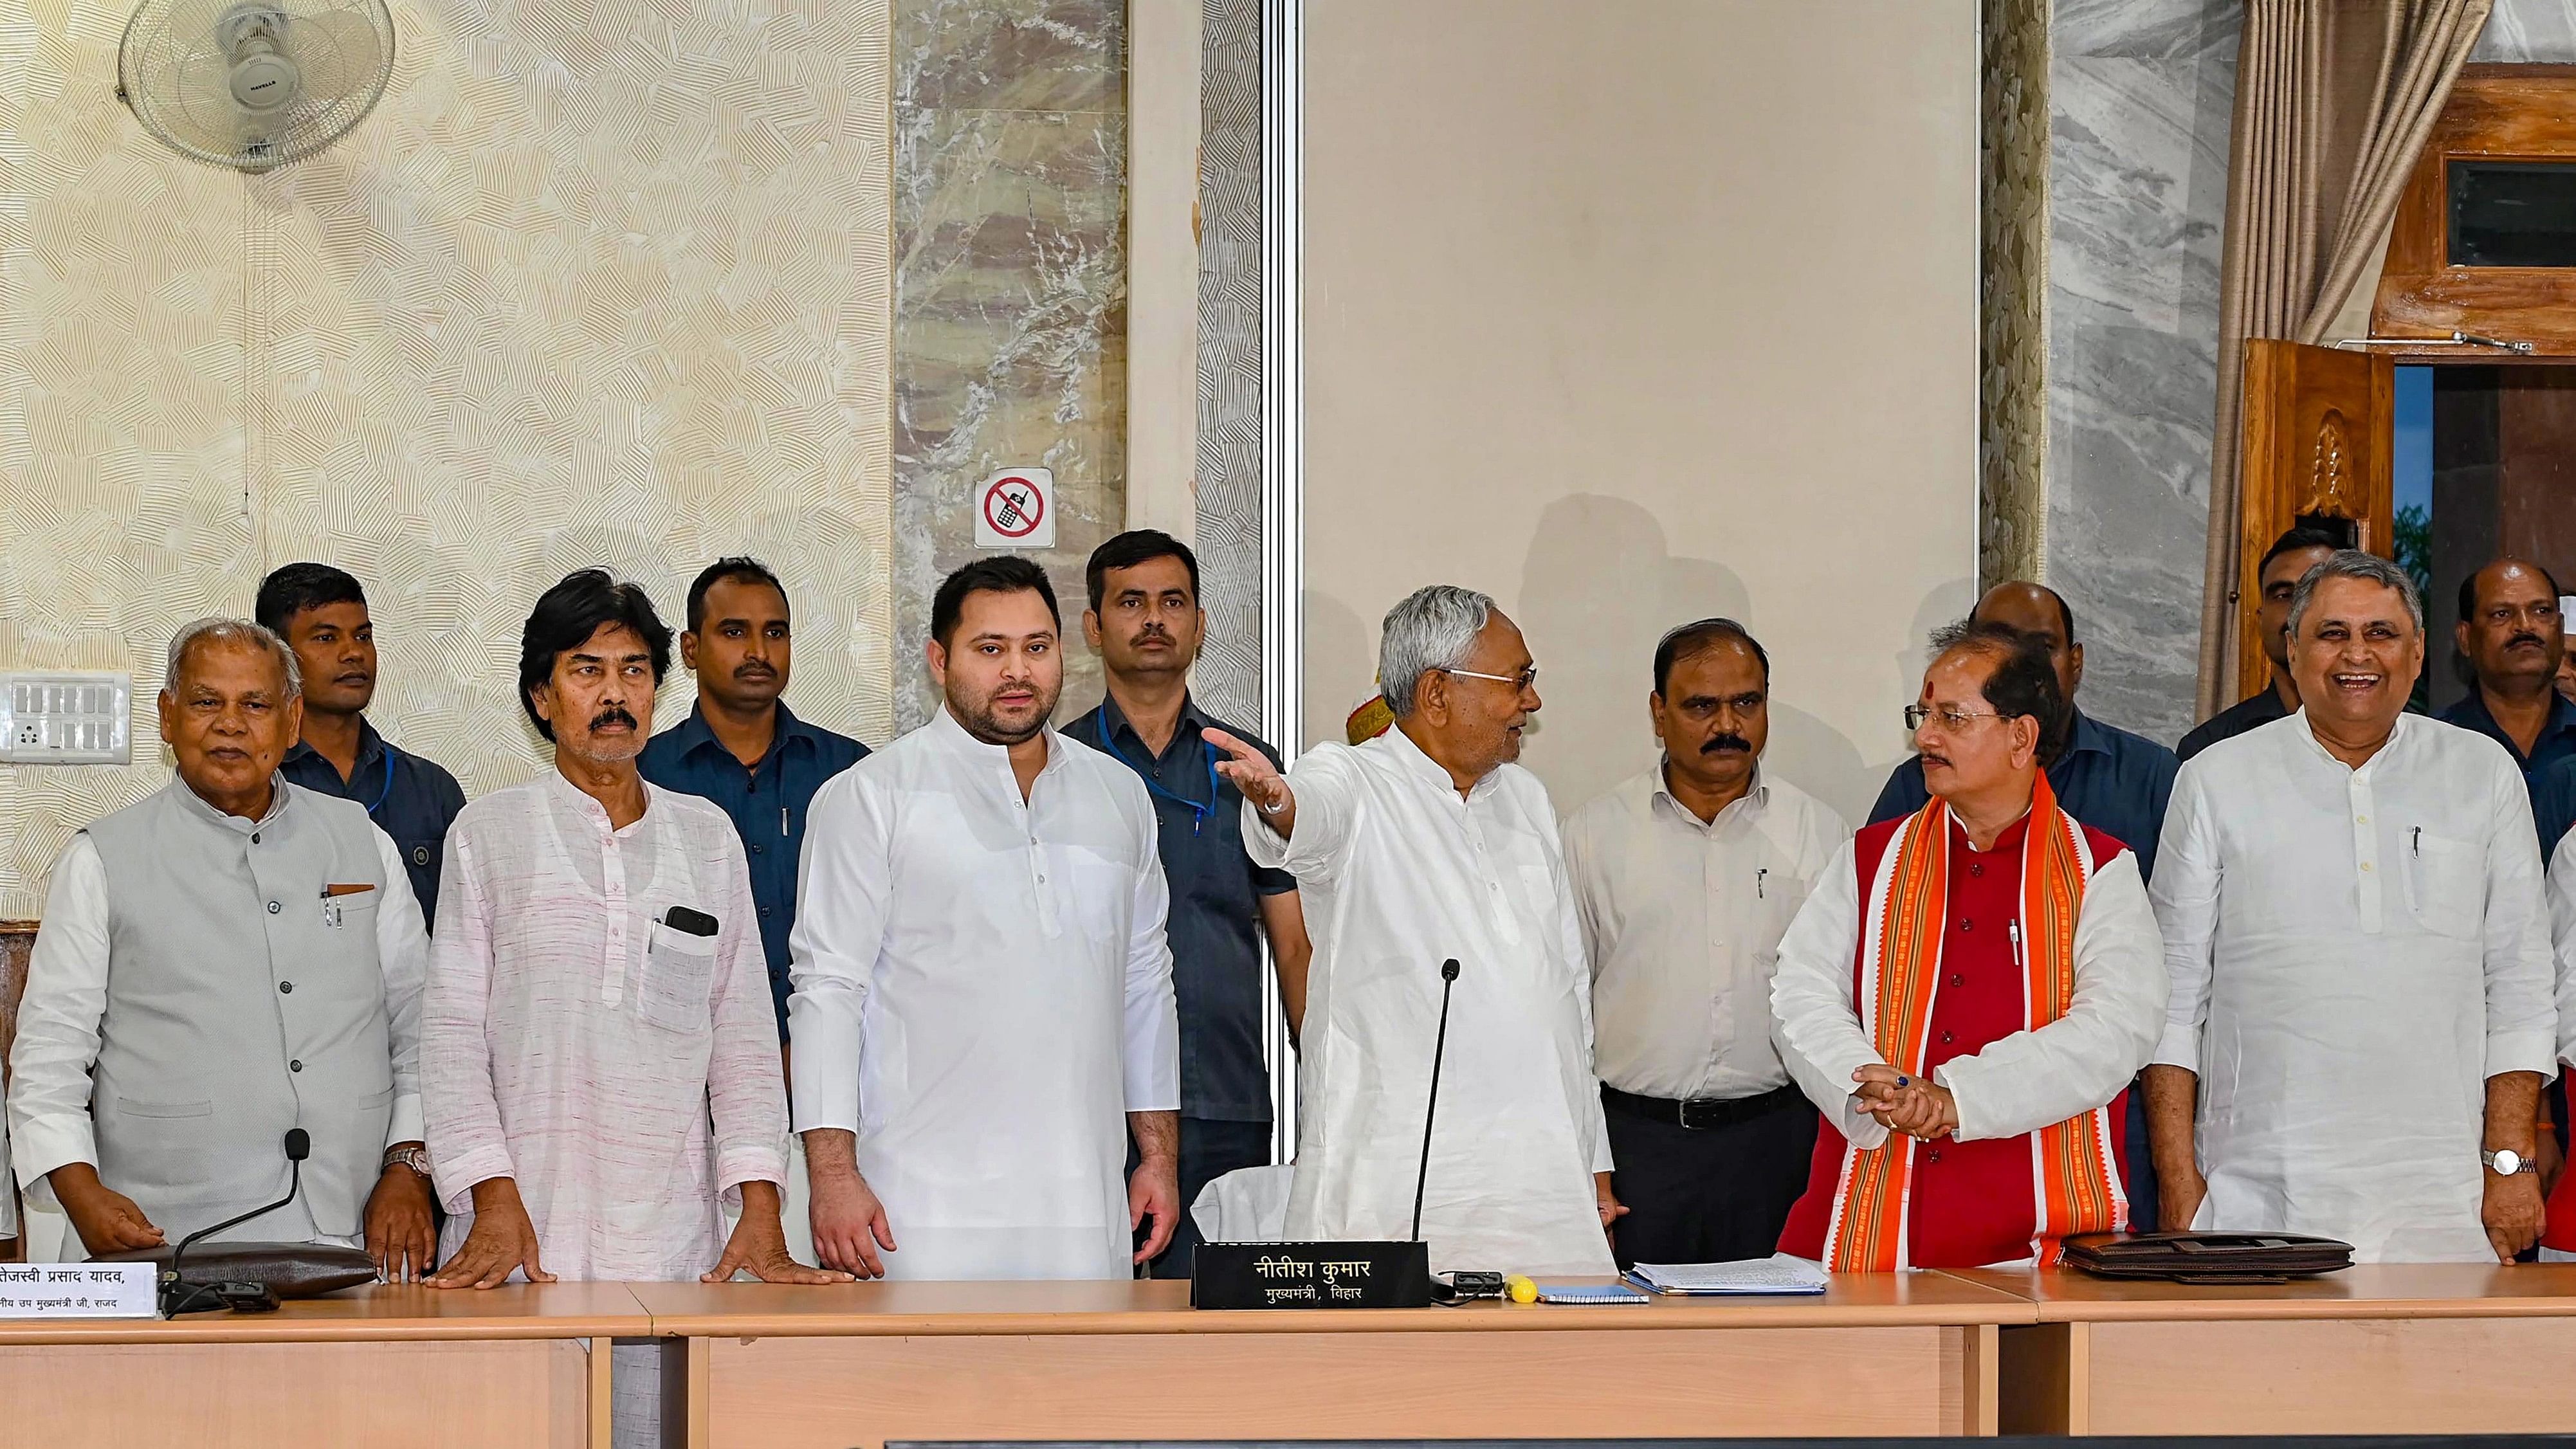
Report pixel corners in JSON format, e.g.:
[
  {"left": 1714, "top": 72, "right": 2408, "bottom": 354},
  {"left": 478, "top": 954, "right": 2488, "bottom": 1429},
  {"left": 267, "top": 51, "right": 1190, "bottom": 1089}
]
[{"left": 0, "top": 1262, "right": 159, "bottom": 1318}]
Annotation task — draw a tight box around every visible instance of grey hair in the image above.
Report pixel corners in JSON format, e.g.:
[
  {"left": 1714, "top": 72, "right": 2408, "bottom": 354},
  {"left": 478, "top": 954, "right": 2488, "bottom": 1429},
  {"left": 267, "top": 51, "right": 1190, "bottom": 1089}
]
[
  {"left": 1378, "top": 585, "right": 1494, "bottom": 718},
  {"left": 2286, "top": 549, "right": 2424, "bottom": 637},
  {"left": 163, "top": 617, "right": 302, "bottom": 698}
]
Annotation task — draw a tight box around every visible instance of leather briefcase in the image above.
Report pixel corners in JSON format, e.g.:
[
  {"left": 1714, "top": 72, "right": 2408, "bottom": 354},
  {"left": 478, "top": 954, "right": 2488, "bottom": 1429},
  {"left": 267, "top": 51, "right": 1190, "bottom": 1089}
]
[
  {"left": 97, "top": 1242, "right": 378, "bottom": 1299},
  {"left": 2061, "top": 1230, "right": 2353, "bottom": 1284}
]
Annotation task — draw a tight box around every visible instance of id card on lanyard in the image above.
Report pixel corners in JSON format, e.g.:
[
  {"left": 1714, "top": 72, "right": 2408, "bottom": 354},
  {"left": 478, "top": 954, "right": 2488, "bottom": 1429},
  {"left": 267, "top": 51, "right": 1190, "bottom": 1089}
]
[{"left": 1094, "top": 714, "right": 1222, "bottom": 834}]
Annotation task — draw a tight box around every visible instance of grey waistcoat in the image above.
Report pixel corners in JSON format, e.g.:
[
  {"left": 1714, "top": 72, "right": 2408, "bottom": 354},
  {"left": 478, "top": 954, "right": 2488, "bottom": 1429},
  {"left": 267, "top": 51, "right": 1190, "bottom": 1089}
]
[{"left": 82, "top": 778, "right": 394, "bottom": 1244}]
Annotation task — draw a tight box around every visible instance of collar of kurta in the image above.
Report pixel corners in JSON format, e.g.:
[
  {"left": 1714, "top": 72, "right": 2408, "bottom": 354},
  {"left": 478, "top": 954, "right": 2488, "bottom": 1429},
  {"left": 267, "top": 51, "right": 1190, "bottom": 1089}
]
[
  {"left": 1371, "top": 719, "right": 1497, "bottom": 801},
  {"left": 2288, "top": 705, "right": 2416, "bottom": 774},
  {"left": 170, "top": 771, "right": 291, "bottom": 834},
  {"left": 542, "top": 762, "right": 659, "bottom": 835},
  {"left": 929, "top": 702, "right": 1068, "bottom": 779}
]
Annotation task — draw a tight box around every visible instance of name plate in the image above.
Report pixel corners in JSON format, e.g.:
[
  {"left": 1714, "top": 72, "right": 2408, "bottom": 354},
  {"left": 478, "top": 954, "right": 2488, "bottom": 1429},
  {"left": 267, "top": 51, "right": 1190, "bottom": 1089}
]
[
  {"left": 1189, "top": 1241, "right": 1432, "bottom": 1309},
  {"left": 0, "top": 1262, "right": 158, "bottom": 1318}
]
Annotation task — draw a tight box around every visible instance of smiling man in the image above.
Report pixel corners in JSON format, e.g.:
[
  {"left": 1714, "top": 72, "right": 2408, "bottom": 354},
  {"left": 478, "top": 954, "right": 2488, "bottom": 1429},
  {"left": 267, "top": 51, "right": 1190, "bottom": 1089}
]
[
  {"left": 789, "top": 556, "right": 1182, "bottom": 1280},
  {"left": 2148, "top": 551, "right": 2558, "bottom": 1262},
  {"left": 422, "top": 570, "right": 827, "bottom": 1290},
  {"left": 1563, "top": 619, "right": 1846, "bottom": 1265},
  {"left": 1213, "top": 584, "right": 1620, "bottom": 1275},
  {"left": 9, "top": 619, "right": 435, "bottom": 1280}
]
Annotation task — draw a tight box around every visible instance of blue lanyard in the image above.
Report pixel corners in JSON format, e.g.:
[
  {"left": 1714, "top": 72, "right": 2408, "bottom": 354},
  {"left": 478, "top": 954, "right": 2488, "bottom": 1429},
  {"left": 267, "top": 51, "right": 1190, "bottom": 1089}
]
[
  {"left": 358, "top": 749, "right": 395, "bottom": 817},
  {"left": 1094, "top": 714, "right": 1221, "bottom": 835}
]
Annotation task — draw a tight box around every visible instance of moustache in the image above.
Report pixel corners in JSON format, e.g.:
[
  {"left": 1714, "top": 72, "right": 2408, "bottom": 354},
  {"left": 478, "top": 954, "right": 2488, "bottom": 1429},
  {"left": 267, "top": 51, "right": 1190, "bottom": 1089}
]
[
  {"left": 733, "top": 662, "right": 778, "bottom": 680},
  {"left": 1700, "top": 733, "right": 1752, "bottom": 754},
  {"left": 2509, "top": 633, "right": 2546, "bottom": 650},
  {"left": 1921, "top": 752, "right": 1952, "bottom": 770},
  {"left": 589, "top": 706, "right": 638, "bottom": 733}
]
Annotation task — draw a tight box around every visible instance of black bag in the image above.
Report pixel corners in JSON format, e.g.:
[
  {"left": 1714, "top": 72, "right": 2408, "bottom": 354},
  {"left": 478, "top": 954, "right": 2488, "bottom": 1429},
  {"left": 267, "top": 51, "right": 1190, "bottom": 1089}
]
[
  {"left": 96, "top": 1242, "right": 378, "bottom": 1299},
  {"left": 2060, "top": 1230, "right": 2353, "bottom": 1284}
]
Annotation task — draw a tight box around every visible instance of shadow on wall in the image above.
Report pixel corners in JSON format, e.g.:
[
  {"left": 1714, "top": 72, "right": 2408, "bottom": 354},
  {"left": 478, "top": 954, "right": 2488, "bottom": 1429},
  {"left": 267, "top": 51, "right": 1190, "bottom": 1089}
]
[{"left": 1514, "top": 494, "right": 1875, "bottom": 825}]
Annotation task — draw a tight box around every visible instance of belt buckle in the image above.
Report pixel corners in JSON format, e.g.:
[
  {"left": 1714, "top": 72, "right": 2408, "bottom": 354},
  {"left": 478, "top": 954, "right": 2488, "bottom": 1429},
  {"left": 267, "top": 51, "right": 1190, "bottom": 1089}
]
[{"left": 1678, "top": 1097, "right": 1720, "bottom": 1131}]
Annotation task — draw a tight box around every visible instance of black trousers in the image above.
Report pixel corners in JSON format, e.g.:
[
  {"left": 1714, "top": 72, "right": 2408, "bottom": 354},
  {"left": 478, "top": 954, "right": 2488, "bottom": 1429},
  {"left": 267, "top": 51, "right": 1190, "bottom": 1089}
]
[
  {"left": 1603, "top": 1086, "right": 1818, "bottom": 1268},
  {"left": 1131, "top": 1116, "right": 1274, "bottom": 1280}
]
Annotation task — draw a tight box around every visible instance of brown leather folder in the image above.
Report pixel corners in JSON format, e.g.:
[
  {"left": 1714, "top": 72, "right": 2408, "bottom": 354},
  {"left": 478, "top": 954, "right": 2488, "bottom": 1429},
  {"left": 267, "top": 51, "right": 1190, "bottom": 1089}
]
[
  {"left": 97, "top": 1242, "right": 378, "bottom": 1298},
  {"left": 2061, "top": 1230, "right": 2354, "bottom": 1284}
]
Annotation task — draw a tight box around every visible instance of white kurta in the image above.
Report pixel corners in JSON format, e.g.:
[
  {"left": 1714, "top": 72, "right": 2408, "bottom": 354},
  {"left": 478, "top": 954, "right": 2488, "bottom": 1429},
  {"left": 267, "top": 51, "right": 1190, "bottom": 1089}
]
[
  {"left": 424, "top": 774, "right": 788, "bottom": 1282},
  {"left": 2151, "top": 712, "right": 2558, "bottom": 1262},
  {"left": 789, "top": 708, "right": 1180, "bottom": 1281},
  {"left": 1248, "top": 727, "right": 1614, "bottom": 1277}
]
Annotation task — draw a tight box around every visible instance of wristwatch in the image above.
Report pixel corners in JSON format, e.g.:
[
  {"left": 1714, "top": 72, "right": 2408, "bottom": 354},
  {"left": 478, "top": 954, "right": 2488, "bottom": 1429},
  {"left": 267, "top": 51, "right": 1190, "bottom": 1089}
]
[
  {"left": 2483, "top": 1149, "right": 2537, "bottom": 1177},
  {"left": 384, "top": 1145, "right": 433, "bottom": 1179}
]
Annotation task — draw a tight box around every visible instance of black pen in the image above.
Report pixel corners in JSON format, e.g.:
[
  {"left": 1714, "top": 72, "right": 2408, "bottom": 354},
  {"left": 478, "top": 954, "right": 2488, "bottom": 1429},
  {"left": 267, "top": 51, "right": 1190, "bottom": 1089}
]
[
  {"left": 1757, "top": 867, "right": 1768, "bottom": 899},
  {"left": 2411, "top": 826, "right": 2420, "bottom": 857}
]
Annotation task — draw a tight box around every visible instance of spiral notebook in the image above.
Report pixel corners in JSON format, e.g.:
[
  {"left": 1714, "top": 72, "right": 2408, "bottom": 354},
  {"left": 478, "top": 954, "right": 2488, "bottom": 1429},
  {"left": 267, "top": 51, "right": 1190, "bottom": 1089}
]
[{"left": 1533, "top": 1280, "right": 1652, "bottom": 1305}]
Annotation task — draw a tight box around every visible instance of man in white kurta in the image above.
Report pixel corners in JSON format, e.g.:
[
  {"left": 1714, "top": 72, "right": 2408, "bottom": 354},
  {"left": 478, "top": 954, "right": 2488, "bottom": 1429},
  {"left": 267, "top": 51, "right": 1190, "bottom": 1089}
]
[
  {"left": 423, "top": 571, "right": 812, "bottom": 1288},
  {"left": 2148, "top": 553, "right": 2557, "bottom": 1263},
  {"left": 790, "top": 558, "right": 1181, "bottom": 1280},
  {"left": 1210, "top": 586, "right": 1614, "bottom": 1275}
]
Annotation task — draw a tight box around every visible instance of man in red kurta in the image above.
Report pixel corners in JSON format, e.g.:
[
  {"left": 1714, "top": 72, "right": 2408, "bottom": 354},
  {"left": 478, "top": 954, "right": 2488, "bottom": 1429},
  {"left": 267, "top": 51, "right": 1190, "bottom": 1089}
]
[{"left": 1771, "top": 620, "right": 2168, "bottom": 1269}]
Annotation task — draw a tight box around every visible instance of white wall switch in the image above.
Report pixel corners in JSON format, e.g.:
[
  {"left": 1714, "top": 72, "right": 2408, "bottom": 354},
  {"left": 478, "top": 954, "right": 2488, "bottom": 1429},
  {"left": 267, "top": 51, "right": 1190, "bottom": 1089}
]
[{"left": 1, "top": 672, "right": 132, "bottom": 764}]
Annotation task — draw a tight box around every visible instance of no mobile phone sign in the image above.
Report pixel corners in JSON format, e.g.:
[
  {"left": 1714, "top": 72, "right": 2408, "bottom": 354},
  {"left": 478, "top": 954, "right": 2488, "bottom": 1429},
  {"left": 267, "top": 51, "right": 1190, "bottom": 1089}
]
[{"left": 975, "top": 469, "right": 1054, "bottom": 549}]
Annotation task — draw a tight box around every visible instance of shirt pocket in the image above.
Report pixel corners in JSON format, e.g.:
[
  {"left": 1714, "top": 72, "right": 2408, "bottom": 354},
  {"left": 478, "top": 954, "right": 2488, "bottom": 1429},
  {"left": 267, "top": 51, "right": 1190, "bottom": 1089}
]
[
  {"left": 2404, "top": 832, "right": 2486, "bottom": 940},
  {"left": 639, "top": 918, "right": 718, "bottom": 1034}
]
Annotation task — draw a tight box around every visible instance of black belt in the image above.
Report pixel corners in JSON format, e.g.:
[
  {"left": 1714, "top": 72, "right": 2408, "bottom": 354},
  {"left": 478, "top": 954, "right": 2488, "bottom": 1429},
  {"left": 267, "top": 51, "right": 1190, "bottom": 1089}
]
[{"left": 1601, "top": 1082, "right": 1804, "bottom": 1132}]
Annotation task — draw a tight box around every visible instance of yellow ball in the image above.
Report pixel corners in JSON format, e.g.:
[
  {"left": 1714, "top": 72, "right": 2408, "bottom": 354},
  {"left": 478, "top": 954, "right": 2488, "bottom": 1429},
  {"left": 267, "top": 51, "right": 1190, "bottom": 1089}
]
[{"left": 1505, "top": 1275, "right": 1538, "bottom": 1304}]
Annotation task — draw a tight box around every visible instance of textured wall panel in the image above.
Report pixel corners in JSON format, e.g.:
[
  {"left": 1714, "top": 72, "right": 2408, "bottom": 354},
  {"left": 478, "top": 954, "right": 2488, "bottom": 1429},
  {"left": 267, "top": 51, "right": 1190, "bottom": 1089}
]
[
  {"left": 890, "top": 0, "right": 1126, "bottom": 731},
  {"left": 1190, "top": 0, "right": 1262, "bottom": 733},
  {"left": 0, "top": 0, "right": 895, "bottom": 916}
]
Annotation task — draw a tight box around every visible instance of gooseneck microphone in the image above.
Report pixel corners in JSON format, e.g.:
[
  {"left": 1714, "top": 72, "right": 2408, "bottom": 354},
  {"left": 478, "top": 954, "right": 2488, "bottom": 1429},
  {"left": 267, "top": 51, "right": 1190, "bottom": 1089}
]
[
  {"left": 1409, "top": 958, "right": 1462, "bottom": 1243},
  {"left": 161, "top": 1127, "right": 309, "bottom": 1315}
]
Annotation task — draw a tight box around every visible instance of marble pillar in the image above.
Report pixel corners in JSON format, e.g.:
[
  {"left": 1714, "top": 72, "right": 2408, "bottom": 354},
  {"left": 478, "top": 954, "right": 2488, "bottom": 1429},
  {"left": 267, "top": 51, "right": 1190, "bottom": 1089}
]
[
  {"left": 892, "top": 0, "right": 1129, "bottom": 731},
  {"left": 2042, "top": 0, "right": 2240, "bottom": 743}
]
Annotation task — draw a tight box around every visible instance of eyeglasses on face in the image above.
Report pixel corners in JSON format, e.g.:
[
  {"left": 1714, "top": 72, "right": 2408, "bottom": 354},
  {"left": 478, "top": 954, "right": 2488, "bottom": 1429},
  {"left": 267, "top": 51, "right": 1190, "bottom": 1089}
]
[
  {"left": 1904, "top": 704, "right": 2004, "bottom": 733},
  {"left": 1443, "top": 665, "right": 1540, "bottom": 692}
]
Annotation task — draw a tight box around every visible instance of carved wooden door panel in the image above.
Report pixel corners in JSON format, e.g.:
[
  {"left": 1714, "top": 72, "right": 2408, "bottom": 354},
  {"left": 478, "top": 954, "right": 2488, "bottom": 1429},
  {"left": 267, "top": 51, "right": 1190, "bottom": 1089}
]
[{"left": 2235, "top": 339, "right": 2395, "bottom": 699}]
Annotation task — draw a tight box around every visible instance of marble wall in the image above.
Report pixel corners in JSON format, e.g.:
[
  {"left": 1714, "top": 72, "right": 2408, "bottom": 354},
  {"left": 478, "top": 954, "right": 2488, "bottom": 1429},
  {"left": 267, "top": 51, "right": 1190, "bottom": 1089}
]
[
  {"left": 2042, "top": 0, "right": 2240, "bottom": 744},
  {"left": 891, "top": 0, "right": 1129, "bottom": 731}
]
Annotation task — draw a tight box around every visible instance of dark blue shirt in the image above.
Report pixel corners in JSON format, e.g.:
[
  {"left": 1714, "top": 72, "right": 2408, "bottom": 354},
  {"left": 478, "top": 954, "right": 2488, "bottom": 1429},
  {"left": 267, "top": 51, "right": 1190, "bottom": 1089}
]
[
  {"left": 1868, "top": 707, "right": 2181, "bottom": 881},
  {"left": 280, "top": 719, "right": 468, "bottom": 929},
  {"left": 2438, "top": 688, "right": 2576, "bottom": 791},
  {"left": 637, "top": 702, "right": 868, "bottom": 1040},
  {"left": 2177, "top": 687, "right": 2291, "bottom": 763},
  {"left": 2535, "top": 756, "right": 2576, "bottom": 864},
  {"left": 1066, "top": 694, "right": 1295, "bottom": 1125}
]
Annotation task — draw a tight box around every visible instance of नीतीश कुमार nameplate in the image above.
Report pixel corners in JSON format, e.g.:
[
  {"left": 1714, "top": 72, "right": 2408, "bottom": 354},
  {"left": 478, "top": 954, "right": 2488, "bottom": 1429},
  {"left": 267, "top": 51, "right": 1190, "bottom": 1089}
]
[{"left": 0, "top": 1262, "right": 159, "bottom": 1318}]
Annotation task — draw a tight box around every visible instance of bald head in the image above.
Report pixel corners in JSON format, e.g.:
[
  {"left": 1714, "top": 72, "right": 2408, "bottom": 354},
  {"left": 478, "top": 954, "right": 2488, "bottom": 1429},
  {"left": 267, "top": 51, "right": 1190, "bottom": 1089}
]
[
  {"left": 2456, "top": 558, "right": 2564, "bottom": 698},
  {"left": 1972, "top": 581, "right": 2081, "bottom": 703}
]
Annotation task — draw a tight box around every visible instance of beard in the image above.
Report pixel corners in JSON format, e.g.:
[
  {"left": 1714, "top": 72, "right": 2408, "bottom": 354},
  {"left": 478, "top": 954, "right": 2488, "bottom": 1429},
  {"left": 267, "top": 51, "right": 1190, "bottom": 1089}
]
[{"left": 950, "top": 681, "right": 1061, "bottom": 747}]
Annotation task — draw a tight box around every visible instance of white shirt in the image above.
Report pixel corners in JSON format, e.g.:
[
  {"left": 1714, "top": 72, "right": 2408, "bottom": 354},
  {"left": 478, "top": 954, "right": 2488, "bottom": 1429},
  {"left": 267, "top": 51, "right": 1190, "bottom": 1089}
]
[
  {"left": 1565, "top": 764, "right": 1847, "bottom": 1100},
  {"left": 1770, "top": 817, "right": 2166, "bottom": 1152},
  {"left": 1248, "top": 725, "right": 1614, "bottom": 1277},
  {"left": 789, "top": 708, "right": 1180, "bottom": 1280},
  {"left": 2151, "top": 711, "right": 2558, "bottom": 1262},
  {"left": 10, "top": 826, "right": 427, "bottom": 1208},
  {"left": 423, "top": 772, "right": 788, "bottom": 1282}
]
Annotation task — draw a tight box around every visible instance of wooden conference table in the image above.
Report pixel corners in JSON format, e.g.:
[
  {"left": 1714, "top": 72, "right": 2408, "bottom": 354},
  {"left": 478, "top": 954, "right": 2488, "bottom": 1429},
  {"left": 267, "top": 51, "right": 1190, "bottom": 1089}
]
[{"left": 10, "top": 1264, "right": 2576, "bottom": 1445}]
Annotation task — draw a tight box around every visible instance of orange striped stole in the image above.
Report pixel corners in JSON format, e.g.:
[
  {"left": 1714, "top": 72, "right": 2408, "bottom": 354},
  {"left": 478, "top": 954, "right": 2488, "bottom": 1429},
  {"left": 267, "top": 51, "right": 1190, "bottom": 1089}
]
[{"left": 1822, "top": 772, "right": 2126, "bottom": 1271}]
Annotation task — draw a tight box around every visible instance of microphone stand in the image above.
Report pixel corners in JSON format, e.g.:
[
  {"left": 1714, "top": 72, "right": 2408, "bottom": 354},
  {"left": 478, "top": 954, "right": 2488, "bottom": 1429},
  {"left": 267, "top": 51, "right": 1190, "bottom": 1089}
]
[
  {"left": 161, "top": 1128, "right": 309, "bottom": 1315},
  {"left": 1409, "top": 958, "right": 1461, "bottom": 1243}
]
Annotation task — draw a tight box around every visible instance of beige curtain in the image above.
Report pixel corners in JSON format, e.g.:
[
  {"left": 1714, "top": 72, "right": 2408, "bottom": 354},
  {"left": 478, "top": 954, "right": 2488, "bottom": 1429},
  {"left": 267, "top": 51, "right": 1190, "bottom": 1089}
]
[{"left": 2193, "top": 0, "right": 2490, "bottom": 716}]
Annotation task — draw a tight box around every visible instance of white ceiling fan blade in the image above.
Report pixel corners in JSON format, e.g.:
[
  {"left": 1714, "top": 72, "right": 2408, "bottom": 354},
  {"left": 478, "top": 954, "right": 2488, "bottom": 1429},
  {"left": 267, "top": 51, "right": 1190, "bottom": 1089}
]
[{"left": 281, "top": 5, "right": 382, "bottom": 108}]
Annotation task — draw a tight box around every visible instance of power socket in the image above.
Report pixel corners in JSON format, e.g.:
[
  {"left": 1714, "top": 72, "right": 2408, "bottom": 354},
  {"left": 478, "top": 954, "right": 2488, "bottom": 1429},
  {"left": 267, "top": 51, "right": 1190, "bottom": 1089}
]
[{"left": 1, "top": 671, "right": 131, "bottom": 764}]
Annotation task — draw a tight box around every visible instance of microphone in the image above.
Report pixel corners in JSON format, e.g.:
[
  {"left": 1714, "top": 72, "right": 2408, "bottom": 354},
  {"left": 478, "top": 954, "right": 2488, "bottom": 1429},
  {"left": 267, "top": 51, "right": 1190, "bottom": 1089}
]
[
  {"left": 1409, "top": 958, "right": 1462, "bottom": 1243},
  {"left": 162, "top": 1128, "right": 310, "bottom": 1315}
]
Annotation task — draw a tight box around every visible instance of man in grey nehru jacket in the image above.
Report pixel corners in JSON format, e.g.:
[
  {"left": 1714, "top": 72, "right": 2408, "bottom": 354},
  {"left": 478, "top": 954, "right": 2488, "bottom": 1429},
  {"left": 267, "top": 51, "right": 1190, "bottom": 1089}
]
[{"left": 6, "top": 618, "right": 437, "bottom": 1281}]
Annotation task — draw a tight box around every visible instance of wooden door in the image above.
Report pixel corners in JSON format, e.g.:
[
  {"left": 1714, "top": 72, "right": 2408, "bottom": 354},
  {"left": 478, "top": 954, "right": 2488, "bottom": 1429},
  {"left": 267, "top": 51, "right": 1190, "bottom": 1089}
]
[{"left": 2234, "top": 339, "right": 2395, "bottom": 698}]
